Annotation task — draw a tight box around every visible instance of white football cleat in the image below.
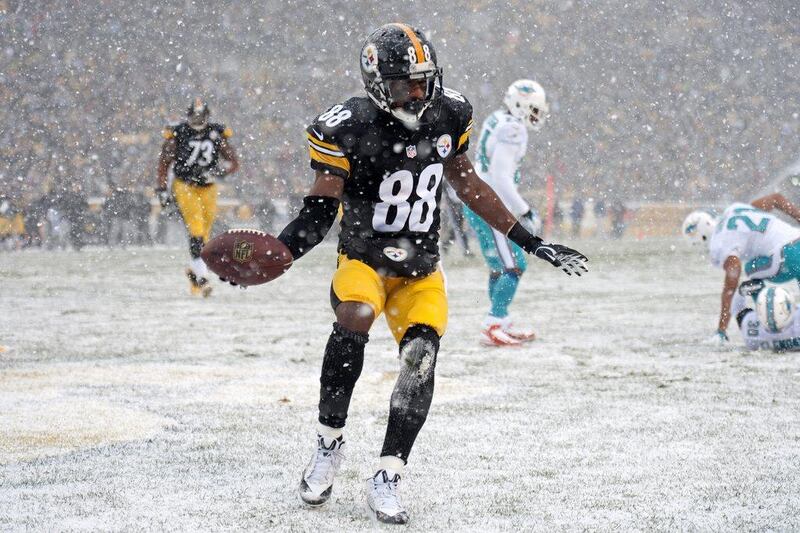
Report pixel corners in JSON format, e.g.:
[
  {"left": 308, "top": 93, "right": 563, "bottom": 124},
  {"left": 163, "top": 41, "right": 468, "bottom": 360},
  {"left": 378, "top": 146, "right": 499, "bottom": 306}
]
[
  {"left": 480, "top": 324, "right": 523, "bottom": 347},
  {"left": 366, "top": 469, "right": 409, "bottom": 525},
  {"left": 298, "top": 434, "right": 345, "bottom": 506}
]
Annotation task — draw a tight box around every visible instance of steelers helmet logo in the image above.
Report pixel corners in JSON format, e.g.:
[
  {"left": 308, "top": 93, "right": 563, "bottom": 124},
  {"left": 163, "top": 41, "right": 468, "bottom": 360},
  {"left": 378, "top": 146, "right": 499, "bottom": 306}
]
[
  {"left": 361, "top": 43, "right": 379, "bottom": 73},
  {"left": 233, "top": 239, "right": 254, "bottom": 263},
  {"left": 436, "top": 134, "right": 452, "bottom": 158}
]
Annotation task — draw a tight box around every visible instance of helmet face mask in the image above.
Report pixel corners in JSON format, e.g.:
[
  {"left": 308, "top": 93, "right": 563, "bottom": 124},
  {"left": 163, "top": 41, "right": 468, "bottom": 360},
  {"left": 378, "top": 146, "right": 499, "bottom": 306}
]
[
  {"left": 504, "top": 79, "right": 549, "bottom": 131},
  {"left": 360, "top": 24, "right": 444, "bottom": 128},
  {"left": 187, "top": 97, "right": 210, "bottom": 130}
]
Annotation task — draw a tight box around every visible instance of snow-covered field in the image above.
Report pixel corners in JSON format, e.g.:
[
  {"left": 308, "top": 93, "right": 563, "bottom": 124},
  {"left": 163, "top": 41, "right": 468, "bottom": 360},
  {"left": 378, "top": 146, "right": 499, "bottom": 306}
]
[{"left": 1, "top": 238, "right": 798, "bottom": 531}]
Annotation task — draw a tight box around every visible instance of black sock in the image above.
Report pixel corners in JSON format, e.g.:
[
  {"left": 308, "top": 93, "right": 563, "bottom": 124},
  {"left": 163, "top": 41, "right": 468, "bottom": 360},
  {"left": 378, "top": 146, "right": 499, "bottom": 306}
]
[
  {"left": 318, "top": 322, "right": 368, "bottom": 429},
  {"left": 380, "top": 325, "right": 440, "bottom": 462},
  {"left": 189, "top": 236, "right": 204, "bottom": 259}
]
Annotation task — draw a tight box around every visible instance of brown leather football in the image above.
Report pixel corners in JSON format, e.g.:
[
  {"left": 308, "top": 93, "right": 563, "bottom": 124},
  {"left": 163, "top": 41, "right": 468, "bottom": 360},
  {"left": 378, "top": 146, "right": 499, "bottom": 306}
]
[{"left": 201, "top": 229, "right": 292, "bottom": 286}]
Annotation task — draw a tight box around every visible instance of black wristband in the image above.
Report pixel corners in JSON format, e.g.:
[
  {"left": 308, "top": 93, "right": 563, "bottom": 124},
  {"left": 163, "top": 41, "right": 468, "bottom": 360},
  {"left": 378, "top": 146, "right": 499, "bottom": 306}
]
[
  {"left": 277, "top": 195, "right": 340, "bottom": 260},
  {"left": 507, "top": 221, "right": 543, "bottom": 254}
]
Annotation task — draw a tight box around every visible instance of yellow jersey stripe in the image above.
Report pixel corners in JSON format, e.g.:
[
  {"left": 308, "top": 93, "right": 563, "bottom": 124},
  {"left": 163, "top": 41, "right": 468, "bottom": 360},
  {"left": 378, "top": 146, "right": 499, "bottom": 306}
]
[
  {"left": 306, "top": 132, "right": 343, "bottom": 152},
  {"left": 392, "top": 23, "right": 425, "bottom": 64},
  {"left": 309, "top": 146, "right": 351, "bottom": 175},
  {"left": 457, "top": 129, "right": 471, "bottom": 150}
]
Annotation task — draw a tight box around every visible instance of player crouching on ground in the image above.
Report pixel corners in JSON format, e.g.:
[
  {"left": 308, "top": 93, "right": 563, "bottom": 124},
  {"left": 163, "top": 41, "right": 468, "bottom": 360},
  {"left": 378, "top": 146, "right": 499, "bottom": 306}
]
[
  {"left": 682, "top": 193, "right": 800, "bottom": 344},
  {"left": 155, "top": 98, "right": 240, "bottom": 296},
  {"left": 733, "top": 280, "right": 800, "bottom": 351},
  {"left": 264, "top": 24, "right": 587, "bottom": 524}
]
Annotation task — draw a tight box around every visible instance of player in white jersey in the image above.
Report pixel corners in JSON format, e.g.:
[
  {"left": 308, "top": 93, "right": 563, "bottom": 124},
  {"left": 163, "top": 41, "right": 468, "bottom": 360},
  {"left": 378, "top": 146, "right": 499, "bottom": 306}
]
[
  {"left": 683, "top": 193, "right": 800, "bottom": 343},
  {"left": 463, "top": 79, "right": 548, "bottom": 346},
  {"left": 732, "top": 281, "right": 800, "bottom": 351}
]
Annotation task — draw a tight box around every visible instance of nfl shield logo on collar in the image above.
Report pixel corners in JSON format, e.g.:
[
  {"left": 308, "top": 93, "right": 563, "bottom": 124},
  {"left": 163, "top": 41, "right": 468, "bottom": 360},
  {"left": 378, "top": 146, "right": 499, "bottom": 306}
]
[{"left": 406, "top": 145, "right": 417, "bottom": 158}]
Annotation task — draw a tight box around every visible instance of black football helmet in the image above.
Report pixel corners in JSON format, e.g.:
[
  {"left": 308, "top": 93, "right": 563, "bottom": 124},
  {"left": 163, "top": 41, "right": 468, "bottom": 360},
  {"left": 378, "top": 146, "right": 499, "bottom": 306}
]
[
  {"left": 187, "top": 97, "right": 210, "bottom": 130},
  {"left": 360, "top": 23, "right": 443, "bottom": 126}
]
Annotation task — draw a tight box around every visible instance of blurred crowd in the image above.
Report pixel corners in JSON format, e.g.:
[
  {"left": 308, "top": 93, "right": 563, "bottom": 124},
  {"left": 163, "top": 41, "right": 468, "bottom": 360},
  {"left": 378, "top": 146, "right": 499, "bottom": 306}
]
[{"left": 0, "top": 0, "right": 798, "bottom": 246}]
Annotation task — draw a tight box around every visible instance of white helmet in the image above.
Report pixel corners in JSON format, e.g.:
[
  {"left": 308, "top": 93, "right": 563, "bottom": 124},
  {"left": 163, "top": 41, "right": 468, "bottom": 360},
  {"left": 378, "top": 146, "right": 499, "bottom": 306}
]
[
  {"left": 756, "top": 285, "right": 795, "bottom": 333},
  {"left": 504, "top": 79, "right": 548, "bottom": 131},
  {"left": 681, "top": 210, "right": 716, "bottom": 246}
]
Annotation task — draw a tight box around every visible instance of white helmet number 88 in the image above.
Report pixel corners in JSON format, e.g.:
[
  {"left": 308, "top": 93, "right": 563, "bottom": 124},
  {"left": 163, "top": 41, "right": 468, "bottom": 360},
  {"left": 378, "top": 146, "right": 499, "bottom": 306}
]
[{"left": 372, "top": 163, "right": 443, "bottom": 232}]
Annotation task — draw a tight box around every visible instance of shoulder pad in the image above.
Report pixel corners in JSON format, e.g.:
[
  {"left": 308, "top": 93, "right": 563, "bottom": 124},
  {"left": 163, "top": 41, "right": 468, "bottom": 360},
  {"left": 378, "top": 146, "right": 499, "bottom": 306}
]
[
  {"left": 310, "top": 97, "right": 377, "bottom": 139},
  {"left": 441, "top": 88, "right": 473, "bottom": 153},
  {"left": 441, "top": 87, "right": 473, "bottom": 119},
  {"left": 307, "top": 101, "right": 363, "bottom": 179},
  {"left": 208, "top": 123, "right": 227, "bottom": 134}
]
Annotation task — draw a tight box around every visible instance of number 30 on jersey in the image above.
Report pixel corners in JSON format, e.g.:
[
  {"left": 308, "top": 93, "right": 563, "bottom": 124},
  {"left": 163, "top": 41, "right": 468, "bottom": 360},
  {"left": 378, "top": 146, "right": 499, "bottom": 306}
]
[{"left": 373, "top": 163, "right": 443, "bottom": 232}]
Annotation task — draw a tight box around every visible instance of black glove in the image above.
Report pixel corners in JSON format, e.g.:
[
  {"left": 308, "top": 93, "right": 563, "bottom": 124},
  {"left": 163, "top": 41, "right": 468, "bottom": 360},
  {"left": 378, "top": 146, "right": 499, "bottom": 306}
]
[
  {"left": 507, "top": 222, "right": 588, "bottom": 276},
  {"left": 155, "top": 187, "right": 171, "bottom": 208}
]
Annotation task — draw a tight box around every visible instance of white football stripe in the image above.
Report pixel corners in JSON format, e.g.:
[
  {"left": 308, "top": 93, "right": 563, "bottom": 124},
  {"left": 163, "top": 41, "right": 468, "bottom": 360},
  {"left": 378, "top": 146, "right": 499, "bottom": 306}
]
[{"left": 308, "top": 141, "right": 345, "bottom": 157}]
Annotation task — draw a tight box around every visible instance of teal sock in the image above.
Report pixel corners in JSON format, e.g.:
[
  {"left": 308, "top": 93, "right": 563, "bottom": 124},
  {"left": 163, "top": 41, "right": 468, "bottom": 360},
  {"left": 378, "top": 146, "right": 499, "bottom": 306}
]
[{"left": 490, "top": 271, "right": 520, "bottom": 318}]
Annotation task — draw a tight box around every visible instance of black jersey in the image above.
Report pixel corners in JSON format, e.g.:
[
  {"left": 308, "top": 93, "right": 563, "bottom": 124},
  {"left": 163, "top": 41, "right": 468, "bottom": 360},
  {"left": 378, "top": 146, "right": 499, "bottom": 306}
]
[
  {"left": 306, "top": 89, "right": 474, "bottom": 277},
  {"left": 164, "top": 122, "right": 233, "bottom": 185}
]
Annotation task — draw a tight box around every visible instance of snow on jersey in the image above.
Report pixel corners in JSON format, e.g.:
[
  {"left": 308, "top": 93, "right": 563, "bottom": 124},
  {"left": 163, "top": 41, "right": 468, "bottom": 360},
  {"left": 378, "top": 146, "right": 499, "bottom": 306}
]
[
  {"left": 474, "top": 110, "right": 530, "bottom": 217},
  {"left": 708, "top": 202, "right": 800, "bottom": 278},
  {"left": 733, "top": 291, "right": 800, "bottom": 351},
  {"left": 164, "top": 122, "right": 232, "bottom": 185},
  {"left": 305, "top": 89, "right": 474, "bottom": 277}
]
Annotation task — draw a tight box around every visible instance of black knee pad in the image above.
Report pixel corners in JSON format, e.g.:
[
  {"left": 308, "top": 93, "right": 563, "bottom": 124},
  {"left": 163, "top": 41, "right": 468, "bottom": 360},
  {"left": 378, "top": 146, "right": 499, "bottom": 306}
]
[
  {"left": 189, "top": 236, "right": 204, "bottom": 259},
  {"left": 318, "top": 322, "right": 368, "bottom": 429},
  {"left": 399, "top": 325, "right": 440, "bottom": 381},
  {"left": 321, "top": 322, "right": 368, "bottom": 389}
]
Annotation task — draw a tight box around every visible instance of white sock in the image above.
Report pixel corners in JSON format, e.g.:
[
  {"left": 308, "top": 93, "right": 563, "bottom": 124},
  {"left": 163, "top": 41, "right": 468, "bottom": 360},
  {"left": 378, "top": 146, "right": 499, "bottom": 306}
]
[
  {"left": 379, "top": 455, "right": 405, "bottom": 476},
  {"left": 483, "top": 315, "right": 504, "bottom": 327},
  {"left": 317, "top": 424, "right": 343, "bottom": 444},
  {"left": 189, "top": 257, "right": 208, "bottom": 278}
]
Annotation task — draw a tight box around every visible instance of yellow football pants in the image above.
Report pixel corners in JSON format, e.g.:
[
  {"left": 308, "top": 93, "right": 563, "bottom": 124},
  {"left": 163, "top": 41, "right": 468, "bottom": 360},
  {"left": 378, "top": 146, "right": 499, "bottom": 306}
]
[
  {"left": 331, "top": 255, "right": 448, "bottom": 343},
  {"left": 172, "top": 180, "right": 218, "bottom": 241}
]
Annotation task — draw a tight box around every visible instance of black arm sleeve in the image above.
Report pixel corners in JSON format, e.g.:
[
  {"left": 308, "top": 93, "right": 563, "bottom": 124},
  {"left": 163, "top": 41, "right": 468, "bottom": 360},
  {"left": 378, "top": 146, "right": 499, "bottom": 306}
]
[
  {"left": 507, "top": 221, "right": 543, "bottom": 254},
  {"left": 277, "top": 195, "right": 340, "bottom": 260}
]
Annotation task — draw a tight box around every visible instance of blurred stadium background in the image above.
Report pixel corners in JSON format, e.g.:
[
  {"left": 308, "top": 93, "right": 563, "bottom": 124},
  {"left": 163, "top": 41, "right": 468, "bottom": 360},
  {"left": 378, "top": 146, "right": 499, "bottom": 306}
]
[{"left": 1, "top": 0, "right": 799, "bottom": 247}]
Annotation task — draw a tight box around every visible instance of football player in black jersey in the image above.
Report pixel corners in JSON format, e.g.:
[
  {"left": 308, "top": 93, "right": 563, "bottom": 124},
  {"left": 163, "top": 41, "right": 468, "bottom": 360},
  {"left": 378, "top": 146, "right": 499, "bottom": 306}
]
[
  {"left": 156, "top": 98, "right": 239, "bottom": 296},
  {"left": 270, "top": 24, "right": 587, "bottom": 523}
]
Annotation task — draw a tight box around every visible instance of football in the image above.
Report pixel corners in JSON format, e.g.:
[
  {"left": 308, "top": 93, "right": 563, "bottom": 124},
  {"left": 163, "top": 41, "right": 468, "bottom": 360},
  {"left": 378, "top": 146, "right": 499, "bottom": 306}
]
[{"left": 201, "top": 229, "right": 293, "bottom": 286}]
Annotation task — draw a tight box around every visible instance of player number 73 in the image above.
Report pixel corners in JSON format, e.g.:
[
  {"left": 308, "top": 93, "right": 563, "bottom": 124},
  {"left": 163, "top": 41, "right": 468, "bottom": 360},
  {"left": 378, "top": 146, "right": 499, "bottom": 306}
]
[{"left": 186, "top": 139, "right": 215, "bottom": 167}]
